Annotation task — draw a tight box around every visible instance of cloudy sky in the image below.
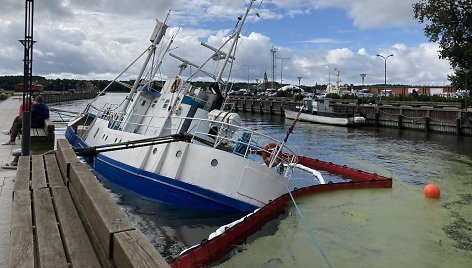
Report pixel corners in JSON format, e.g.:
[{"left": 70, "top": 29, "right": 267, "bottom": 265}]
[{"left": 0, "top": 0, "right": 453, "bottom": 87}]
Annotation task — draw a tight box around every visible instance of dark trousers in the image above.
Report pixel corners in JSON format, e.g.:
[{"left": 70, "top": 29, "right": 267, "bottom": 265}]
[{"left": 10, "top": 116, "right": 22, "bottom": 142}]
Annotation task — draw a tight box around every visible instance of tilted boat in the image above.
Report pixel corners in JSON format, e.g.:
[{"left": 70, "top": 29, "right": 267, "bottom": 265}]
[
  {"left": 284, "top": 98, "right": 366, "bottom": 126},
  {"left": 66, "top": 1, "right": 312, "bottom": 212}
]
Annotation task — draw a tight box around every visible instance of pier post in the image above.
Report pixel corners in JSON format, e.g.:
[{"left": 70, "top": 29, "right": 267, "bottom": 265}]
[
  {"left": 456, "top": 118, "right": 462, "bottom": 136},
  {"left": 375, "top": 109, "right": 380, "bottom": 127},
  {"left": 398, "top": 114, "right": 403, "bottom": 129},
  {"left": 425, "top": 116, "right": 431, "bottom": 132}
]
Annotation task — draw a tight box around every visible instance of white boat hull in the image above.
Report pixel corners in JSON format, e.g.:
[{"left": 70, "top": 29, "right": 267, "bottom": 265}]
[
  {"left": 284, "top": 109, "right": 365, "bottom": 126},
  {"left": 67, "top": 117, "right": 292, "bottom": 212}
]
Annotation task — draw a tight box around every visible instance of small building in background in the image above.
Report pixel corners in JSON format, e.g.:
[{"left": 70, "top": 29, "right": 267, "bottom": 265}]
[
  {"left": 366, "top": 85, "right": 455, "bottom": 96},
  {"left": 15, "top": 83, "right": 44, "bottom": 92}
]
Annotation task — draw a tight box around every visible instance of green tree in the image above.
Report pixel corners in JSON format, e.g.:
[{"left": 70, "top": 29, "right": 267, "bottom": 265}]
[{"left": 413, "top": 0, "right": 472, "bottom": 91}]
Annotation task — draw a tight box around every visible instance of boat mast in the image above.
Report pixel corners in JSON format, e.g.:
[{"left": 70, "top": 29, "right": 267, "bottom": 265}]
[
  {"left": 121, "top": 14, "right": 169, "bottom": 112},
  {"left": 215, "top": 0, "right": 256, "bottom": 88}
]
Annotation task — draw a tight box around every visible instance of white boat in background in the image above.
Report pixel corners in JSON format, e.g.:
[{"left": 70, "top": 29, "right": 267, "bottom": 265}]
[
  {"left": 66, "top": 1, "right": 317, "bottom": 212},
  {"left": 284, "top": 98, "right": 366, "bottom": 126}
]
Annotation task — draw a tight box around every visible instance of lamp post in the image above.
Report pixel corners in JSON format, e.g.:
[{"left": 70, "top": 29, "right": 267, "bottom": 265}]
[
  {"left": 360, "top": 73, "right": 366, "bottom": 86},
  {"left": 243, "top": 64, "right": 253, "bottom": 92},
  {"left": 376, "top": 54, "right": 393, "bottom": 97},
  {"left": 279, "top": 57, "right": 289, "bottom": 85},
  {"left": 19, "top": 0, "right": 35, "bottom": 156},
  {"left": 466, "top": 69, "right": 469, "bottom": 111}
]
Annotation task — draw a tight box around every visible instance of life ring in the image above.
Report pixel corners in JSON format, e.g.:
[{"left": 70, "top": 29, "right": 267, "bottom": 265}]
[
  {"left": 261, "top": 143, "right": 282, "bottom": 167},
  {"left": 171, "top": 78, "right": 180, "bottom": 92}
]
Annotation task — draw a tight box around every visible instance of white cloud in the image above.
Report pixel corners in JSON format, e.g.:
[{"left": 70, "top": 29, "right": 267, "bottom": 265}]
[{"left": 0, "top": 0, "right": 452, "bottom": 86}]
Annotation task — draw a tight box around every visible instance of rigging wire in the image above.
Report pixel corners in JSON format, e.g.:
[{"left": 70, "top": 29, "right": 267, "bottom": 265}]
[
  {"left": 286, "top": 187, "right": 334, "bottom": 268},
  {"left": 170, "top": 0, "right": 236, "bottom": 52}
]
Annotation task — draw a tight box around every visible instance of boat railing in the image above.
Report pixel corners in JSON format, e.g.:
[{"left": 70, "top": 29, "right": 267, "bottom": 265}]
[{"left": 170, "top": 116, "right": 299, "bottom": 177}]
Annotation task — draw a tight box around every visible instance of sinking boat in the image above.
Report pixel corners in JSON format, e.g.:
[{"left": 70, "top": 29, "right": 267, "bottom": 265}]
[
  {"left": 284, "top": 98, "right": 366, "bottom": 126},
  {"left": 66, "top": 1, "right": 316, "bottom": 212}
]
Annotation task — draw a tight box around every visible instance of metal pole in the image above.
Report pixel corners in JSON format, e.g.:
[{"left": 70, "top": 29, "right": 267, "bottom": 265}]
[
  {"left": 465, "top": 70, "right": 469, "bottom": 111},
  {"left": 20, "top": 0, "right": 35, "bottom": 156},
  {"left": 377, "top": 54, "right": 393, "bottom": 97}
]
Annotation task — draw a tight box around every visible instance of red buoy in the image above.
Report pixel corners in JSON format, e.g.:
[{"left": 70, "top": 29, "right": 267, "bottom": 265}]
[{"left": 424, "top": 184, "right": 440, "bottom": 199}]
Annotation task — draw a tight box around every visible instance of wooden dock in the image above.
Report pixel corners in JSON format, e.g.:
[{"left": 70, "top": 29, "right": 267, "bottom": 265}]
[{"left": 9, "top": 139, "right": 169, "bottom": 268}]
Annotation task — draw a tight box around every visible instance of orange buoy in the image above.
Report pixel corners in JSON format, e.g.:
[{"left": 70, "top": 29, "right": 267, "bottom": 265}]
[{"left": 424, "top": 183, "right": 440, "bottom": 199}]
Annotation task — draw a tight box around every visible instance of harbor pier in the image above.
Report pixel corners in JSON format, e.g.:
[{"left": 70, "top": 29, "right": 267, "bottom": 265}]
[
  {"left": 0, "top": 98, "right": 169, "bottom": 268},
  {"left": 226, "top": 96, "right": 472, "bottom": 135}
]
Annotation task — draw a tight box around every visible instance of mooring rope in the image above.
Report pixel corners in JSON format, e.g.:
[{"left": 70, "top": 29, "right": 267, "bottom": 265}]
[{"left": 286, "top": 185, "right": 334, "bottom": 268}]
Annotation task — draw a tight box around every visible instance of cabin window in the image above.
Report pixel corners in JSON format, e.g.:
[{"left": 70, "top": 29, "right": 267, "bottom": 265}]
[
  {"left": 211, "top": 159, "right": 218, "bottom": 167},
  {"left": 141, "top": 99, "right": 147, "bottom": 106},
  {"left": 176, "top": 150, "right": 183, "bottom": 158},
  {"left": 153, "top": 148, "right": 158, "bottom": 154},
  {"left": 163, "top": 99, "right": 170, "bottom": 109}
]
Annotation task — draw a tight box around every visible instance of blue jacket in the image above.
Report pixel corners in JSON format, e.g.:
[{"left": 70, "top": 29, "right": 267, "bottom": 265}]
[{"left": 31, "top": 102, "right": 50, "bottom": 127}]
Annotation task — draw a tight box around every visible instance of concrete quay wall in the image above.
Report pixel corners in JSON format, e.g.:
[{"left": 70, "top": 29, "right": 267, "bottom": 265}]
[{"left": 226, "top": 96, "right": 472, "bottom": 135}]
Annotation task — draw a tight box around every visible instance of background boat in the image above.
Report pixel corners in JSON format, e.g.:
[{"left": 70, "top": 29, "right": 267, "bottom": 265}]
[{"left": 285, "top": 98, "right": 366, "bottom": 126}]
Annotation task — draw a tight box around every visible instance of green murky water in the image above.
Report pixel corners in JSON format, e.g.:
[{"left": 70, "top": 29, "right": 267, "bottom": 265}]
[{"left": 217, "top": 122, "right": 472, "bottom": 267}]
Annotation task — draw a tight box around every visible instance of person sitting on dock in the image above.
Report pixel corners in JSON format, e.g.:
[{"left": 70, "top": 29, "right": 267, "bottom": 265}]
[
  {"left": 30, "top": 95, "right": 50, "bottom": 129},
  {"left": 2, "top": 95, "right": 49, "bottom": 145},
  {"left": 1, "top": 97, "right": 33, "bottom": 145}
]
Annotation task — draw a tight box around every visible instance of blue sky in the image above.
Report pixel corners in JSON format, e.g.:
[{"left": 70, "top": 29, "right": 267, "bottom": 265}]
[{"left": 0, "top": 0, "right": 453, "bottom": 87}]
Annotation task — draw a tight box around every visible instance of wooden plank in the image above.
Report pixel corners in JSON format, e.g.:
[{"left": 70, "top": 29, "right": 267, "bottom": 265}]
[
  {"left": 56, "top": 139, "right": 81, "bottom": 179},
  {"left": 33, "top": 188, "right": 68, "bottom": 267},
  {"left": 44, "top": 118, "right": 55, "bottom": 133},
  {"left": 9, "top": 190, "right": 34, "bottom": 268},
  {"left": 51, "top": 187, "right": 101, "bottom": 267},
  {"left": 44, "top": 154, "right": 65, "bottom": 187},
  {"left": 113, "top": 230, "right": 170, "bottom": 268},
  {"left": 69, "top": 162, "right": 135, "bottom": 260},
  {"left": 31, "top": 155, "right": 47, "bottom": 190},
  {"left": 14, "top": 156, "right": 30, "bottom": 191},
  {"left": 36, "top": 128, "right": 47, "bottom": 136},
  {"left": 30, "top": 128, "right": 39, "bottom": 137}
]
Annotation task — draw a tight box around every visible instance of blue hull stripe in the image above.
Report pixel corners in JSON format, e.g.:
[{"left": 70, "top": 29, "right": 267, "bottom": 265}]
[{"left": 65, "top": 126, "right": 257, "bottom": 212}]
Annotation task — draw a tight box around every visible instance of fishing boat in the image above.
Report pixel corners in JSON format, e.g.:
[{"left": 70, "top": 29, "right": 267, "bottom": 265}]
[
  {"left": 284, "top": 98, "right": 366, "bottom": 126},
  {"left": 66, "top": 1, "right": 316, "bottom": 212}
]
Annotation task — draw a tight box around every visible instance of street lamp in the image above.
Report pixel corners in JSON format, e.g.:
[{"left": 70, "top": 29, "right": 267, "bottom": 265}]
[
  {"left": 376, "top": 54, "right": 393, "bottom": 97},
  {"left": 242, "top": 64, "right": 254, "bottom": 93},
  {"left": 360, "top": 74, "right": 366, "bottom": 86},
  {"left": 19, "top": 0, "right": 35, "bottom": 156}
]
